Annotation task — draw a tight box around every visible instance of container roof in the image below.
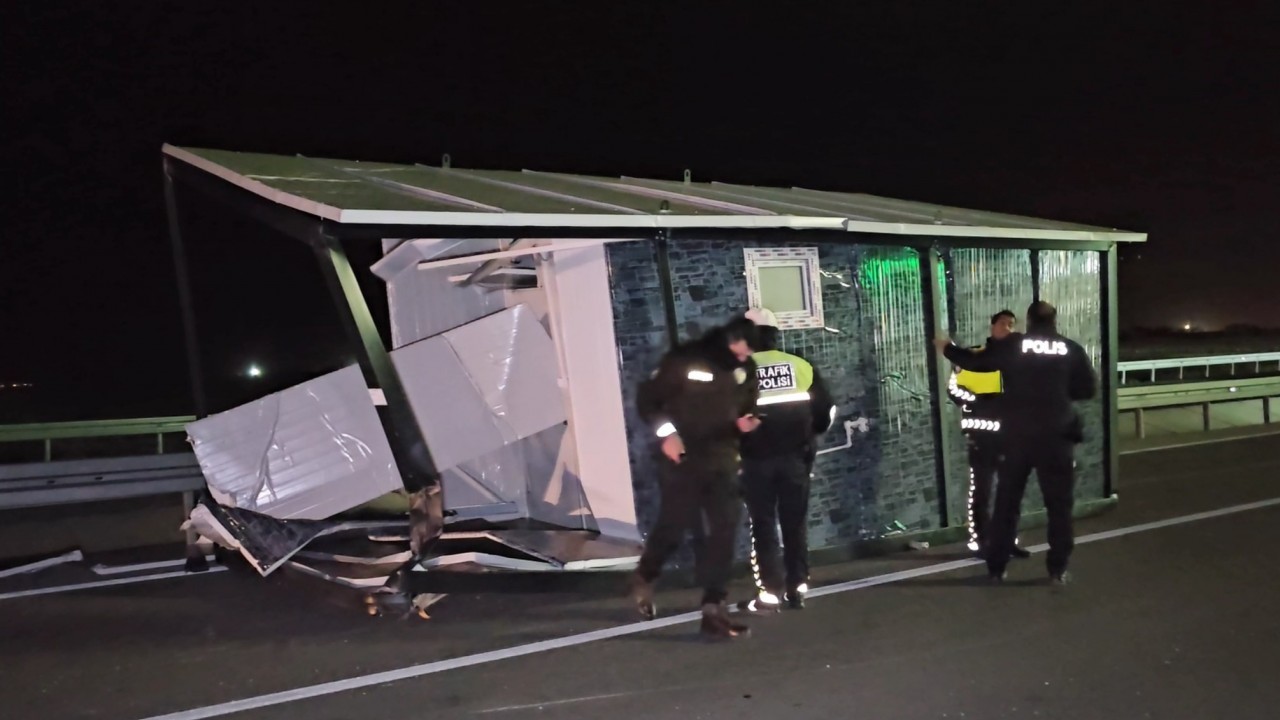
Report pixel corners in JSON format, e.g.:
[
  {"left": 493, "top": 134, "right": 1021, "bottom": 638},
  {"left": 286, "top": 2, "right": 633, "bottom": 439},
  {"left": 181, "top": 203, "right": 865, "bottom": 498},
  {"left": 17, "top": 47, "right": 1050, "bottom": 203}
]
[{"left": 163, "top": 144, "right": 1145, "bottom": 242}]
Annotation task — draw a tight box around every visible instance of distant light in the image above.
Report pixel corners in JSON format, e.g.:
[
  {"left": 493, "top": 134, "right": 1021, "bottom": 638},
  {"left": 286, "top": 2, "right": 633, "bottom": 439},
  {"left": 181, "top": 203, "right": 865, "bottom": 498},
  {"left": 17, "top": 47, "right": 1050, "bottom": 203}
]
[
  {"left": 1183, "top": 323, "right": 1192, "bottom": 331},
  {"left": 247, "top": 365, "right": 263, "bottom": 378}
]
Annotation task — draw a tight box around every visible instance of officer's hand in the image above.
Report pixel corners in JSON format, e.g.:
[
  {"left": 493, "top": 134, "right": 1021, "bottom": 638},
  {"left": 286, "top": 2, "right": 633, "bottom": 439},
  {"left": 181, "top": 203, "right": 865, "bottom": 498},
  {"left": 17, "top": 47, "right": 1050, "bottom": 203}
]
[
  {"left": 932, "top": 336, "right": 952, "bottom": 353},
  {"left": 736, "top": 414, "right": 762, "bottom": 433},
  {"left": 661, "top": 434, "right": 685, "bottom": 463}
]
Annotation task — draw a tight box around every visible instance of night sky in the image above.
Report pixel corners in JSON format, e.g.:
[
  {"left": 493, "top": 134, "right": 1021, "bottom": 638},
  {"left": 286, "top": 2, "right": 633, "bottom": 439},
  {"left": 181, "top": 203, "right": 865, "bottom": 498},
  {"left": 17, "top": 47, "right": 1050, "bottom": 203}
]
[{"left": 2, "top": 3, "right": 1277, "bottom": 421}]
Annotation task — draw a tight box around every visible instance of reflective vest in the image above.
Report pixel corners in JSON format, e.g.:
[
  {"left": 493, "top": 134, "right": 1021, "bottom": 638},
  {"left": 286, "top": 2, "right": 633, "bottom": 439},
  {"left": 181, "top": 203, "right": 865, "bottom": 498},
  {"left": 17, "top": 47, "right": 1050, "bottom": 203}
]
[
  {"left": 948, "top": 346, "right": 1004, "bottom": 432},
  {"left": 752, "top": 349, "right": 815, "bottom": 407},
  {"left": 956, "top": 367, "right": 1003, "bottom": 396}
]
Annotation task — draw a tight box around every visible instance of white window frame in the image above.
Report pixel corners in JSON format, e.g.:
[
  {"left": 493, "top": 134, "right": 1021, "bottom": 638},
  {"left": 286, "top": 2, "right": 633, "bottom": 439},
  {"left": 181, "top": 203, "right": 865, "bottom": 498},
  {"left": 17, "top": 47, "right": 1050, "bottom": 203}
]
[{"left": 743, "top": 247, "right": 825, "bottom": 330}]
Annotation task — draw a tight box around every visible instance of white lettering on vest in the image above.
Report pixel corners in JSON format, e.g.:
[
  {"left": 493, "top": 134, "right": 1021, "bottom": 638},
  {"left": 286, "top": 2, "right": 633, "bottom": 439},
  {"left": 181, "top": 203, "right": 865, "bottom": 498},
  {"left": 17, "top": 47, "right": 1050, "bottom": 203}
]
[
  {"left": 1021, "top": 339, "right": 1069, "bottom": 356},
  {"left": 756, "top": 363, "right": 797, "bottom": 392}
]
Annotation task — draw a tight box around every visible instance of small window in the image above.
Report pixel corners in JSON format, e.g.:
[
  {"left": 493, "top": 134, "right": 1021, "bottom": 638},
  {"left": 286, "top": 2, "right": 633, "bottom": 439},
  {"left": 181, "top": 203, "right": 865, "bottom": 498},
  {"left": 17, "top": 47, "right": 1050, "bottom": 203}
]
[{"left": 744, "top": 247, "right": 824, "bottom": 330}]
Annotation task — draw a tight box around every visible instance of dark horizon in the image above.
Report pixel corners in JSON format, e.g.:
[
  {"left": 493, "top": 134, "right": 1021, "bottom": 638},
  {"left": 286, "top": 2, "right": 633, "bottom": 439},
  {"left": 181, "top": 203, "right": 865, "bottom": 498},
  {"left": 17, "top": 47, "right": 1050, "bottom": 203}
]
[{"left": 3, "top": 2, "right": 1277, "bottom": 423}]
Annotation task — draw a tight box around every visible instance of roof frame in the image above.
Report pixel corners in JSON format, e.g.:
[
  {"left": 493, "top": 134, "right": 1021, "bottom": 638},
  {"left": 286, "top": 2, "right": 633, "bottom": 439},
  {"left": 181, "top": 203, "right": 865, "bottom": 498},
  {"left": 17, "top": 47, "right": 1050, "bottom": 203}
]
[
  {"left": 166, "top": 158, "right": 1122, "bottom": 252},
  {"left": 162, "top": 144, "right": 1146, "bottom": 246}
]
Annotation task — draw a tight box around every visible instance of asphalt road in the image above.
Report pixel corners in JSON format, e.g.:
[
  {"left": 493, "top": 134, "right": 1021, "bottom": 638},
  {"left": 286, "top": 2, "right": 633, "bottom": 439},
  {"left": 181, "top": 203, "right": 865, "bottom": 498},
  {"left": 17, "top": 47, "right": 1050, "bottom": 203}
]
[{"left": 2, "top": 434, "right": 1278, "bottom": 720}]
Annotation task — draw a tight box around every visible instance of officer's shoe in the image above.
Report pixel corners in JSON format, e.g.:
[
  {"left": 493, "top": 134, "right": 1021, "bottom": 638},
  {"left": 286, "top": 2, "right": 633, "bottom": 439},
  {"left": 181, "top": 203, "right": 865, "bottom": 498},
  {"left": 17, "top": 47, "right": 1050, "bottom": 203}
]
[
  {"left": 1010, "top": 544, "right": 1032, "bottom": 559},
  {"left": 628, "top": 572, "right": 656, "bottom": 620},
  {"left": 735, "top": 591, "right": 782, "bottom": 615},
  {"left": 988, "top": 569, "right": 1008, "bottom": 584},
  {"left": 1049, "top": 571, "right": 1072, "bottom": 588},
  {"left": 785, "top": 583, "right": 808, "bottom": 610},
  {"left": 701, "top": 602, "right": 750, "bottom": 640}
]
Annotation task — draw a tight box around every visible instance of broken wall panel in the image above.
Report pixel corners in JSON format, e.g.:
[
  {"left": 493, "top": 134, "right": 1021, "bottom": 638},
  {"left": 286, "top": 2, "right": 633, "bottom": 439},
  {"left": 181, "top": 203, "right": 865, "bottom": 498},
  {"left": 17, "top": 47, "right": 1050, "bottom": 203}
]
[
  {"left": 185, "top": 365, "right": 403, "bottom": 520},
  {"left": 391, "top": 304, "right": 567, "bottom": 471},
  {"left": 438, "top": 303, "right": 567, "bottom": 440},
  {"left": 520, "top": 424, "right": 597, "bottom": 532},
  {"left": 379, "top": 239, "right": 508, "bottom": 349}
]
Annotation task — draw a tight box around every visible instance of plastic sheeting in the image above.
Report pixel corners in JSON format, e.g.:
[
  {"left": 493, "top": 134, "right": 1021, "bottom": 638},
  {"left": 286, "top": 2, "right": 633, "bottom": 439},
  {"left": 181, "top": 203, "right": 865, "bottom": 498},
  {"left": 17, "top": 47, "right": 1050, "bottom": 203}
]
[
  {"left": 948, "top": 248, "right": 1035, "bottom": 346},
  {"left": 944, "top": 247, "right": 1036, "bottom": 526},
  {"left": 391, "top": 303, "right": 567, "bottom": 473},
  {"left": 185, "top": 364, "right": 402, "bottom": 520},
  {"left": 1038, "top": 250, "right": 1106, "bottom": 502},
  {"left": 854, "top": 246, "right": 940, "bottom": 533}
]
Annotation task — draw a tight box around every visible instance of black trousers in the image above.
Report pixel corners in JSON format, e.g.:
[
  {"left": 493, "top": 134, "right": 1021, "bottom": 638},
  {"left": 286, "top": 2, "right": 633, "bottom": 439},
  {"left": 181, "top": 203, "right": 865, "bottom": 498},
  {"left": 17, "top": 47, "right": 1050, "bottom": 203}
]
[
  {"left": 741, "top": 452, "right": 811, "bottom": 595},
  {"left": 636, "top": 450, "right": 742, "bottom": 605},
  {"left": 967, "top": 432, "right": 1001, "bottom": 546},
  {"left": 987, "top": 433, "right": 1077, "bottom": 576}
]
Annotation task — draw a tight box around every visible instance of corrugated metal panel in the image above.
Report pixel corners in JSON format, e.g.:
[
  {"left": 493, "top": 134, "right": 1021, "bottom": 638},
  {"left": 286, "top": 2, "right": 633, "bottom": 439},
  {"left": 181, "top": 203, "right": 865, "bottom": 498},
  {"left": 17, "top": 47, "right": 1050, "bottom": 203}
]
[
  {"left": 711, "top": 182, "right": 947, "bottom": 224},
  {"left": 619, "top": 177, "right": 848, "bottom": 218},
  {"left": 792, "top": 187, "right": 1110, "bottom": 232},
  {"left": 464, "top": 170, "right": 717, "bottom": 215},
  {"left": 183, "top": 148, "right": 460, "bottom": 212},
  {"left": 337, "top": 163, "right": 611, "bottom": 214}
]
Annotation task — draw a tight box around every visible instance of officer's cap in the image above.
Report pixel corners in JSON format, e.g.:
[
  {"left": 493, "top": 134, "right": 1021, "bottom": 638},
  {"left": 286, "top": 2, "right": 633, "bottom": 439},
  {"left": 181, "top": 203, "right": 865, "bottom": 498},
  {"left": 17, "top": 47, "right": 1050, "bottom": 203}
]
[{"left": 744, "top": 307, "right": 779, "bottom": 328}]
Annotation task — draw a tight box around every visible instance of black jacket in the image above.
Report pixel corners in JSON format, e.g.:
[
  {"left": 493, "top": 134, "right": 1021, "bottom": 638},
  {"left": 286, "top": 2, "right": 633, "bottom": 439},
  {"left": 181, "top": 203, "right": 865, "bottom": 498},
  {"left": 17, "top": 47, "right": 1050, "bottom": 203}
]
[
  {"left": 944, "top": 330, "right": 1097, "bottom": 442},
  {"left": 636, "top": 330, "right": 760, "bottom": 453}
]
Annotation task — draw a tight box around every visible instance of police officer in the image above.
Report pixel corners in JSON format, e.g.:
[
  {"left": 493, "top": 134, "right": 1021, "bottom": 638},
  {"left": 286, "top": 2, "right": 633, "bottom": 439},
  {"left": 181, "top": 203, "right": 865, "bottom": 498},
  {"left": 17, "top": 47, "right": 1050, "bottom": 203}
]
[
  {"left": 944, "top": 310, "right": 1030, "bottom": 560},
  {"left": 935, "top": 301, "right": 1097, "bottom": 585},
  {"left": 736, "top": 307, "right": 835, "bottom": 613},
  {"left": 629, "top": 315, "right": 763, "bottom": 640}
]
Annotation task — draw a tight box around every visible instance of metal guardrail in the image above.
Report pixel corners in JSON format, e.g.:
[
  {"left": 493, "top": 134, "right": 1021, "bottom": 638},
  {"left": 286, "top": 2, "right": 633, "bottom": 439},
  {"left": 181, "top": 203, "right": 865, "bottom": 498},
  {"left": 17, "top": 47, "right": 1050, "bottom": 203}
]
[
  {"left": 1119, "top": 352, "right": 1280, "bottom": 383},
  {"left": 0, "top": 454, "right": 206, "bottom": 510},
  {"left": 1117, "top": 377, "right": 1280, "bottom": 438},
  {"left": 0, "top": 416, "right": 195, "bottom": 462},
  {"left": 0, "top": 416, "right": 201, "bottom": 510}
]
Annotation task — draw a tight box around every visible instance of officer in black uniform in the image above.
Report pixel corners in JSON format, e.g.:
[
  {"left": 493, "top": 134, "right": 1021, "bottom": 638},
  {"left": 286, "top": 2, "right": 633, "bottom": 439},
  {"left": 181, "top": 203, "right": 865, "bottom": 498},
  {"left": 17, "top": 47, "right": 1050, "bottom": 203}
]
[
  {"left": 935, "top": 301, "right": 1097, "bottom": 585},
  {"left": 629, "top": 315, "right": 762, "bottom": 640},
  {"left": 944, "top": 310, "right": 1029, "bottom": 560},
  {"left": 736, "top": 307, "right": 835, "bottom": 613}
]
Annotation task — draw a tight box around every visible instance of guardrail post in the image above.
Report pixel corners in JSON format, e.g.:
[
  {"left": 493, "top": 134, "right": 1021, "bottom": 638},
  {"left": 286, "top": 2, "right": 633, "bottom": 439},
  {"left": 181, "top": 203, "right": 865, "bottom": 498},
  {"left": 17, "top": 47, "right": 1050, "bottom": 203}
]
[
  {"left": 1202, "top": 402, "right": 1211, "bottom": 431},
  {"left": 1135, "top": 408, "right": 1145, "bottom": 439},
  {"left": 43, "top": 439, "right": 52, "bottom": 462},
  {"left": 157, "top": 433, "right": 165, "bottom": 454},
  {"left": 1265, "top": 397, "right": 1272, "bottom": 425}
]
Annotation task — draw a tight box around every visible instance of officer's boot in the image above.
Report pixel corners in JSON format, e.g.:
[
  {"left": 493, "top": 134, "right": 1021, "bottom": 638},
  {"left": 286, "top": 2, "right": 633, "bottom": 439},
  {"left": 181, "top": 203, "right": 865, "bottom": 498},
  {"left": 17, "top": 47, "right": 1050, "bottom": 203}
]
[
  {"left": 701, "top": 602, "right": 750, "bottom": 640},
  {"left": 1009, "top": 538, "right": 1031, "bottom": 559},
  {"left": 628, "top": 571, "right": 656, "bottom": 620},
  {"left": 785, "top": 582, "right": 808, "bottom": 610},
  {"left": 735, "top": 590, "right": 781, "bottom": 615}
]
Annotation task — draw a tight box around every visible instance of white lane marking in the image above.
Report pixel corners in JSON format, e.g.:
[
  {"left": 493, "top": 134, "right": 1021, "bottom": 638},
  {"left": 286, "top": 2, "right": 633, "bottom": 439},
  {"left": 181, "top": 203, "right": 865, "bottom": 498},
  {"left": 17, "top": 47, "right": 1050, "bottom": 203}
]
[
  {"left": 0, "top": 567, "right": 228, "bottom": 601},
  {"left": 475, "top": 691, "right": 637, "bottom": 714},
  {"left": 137, "top": 495, "right": 1280, "bottom": 720}
]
